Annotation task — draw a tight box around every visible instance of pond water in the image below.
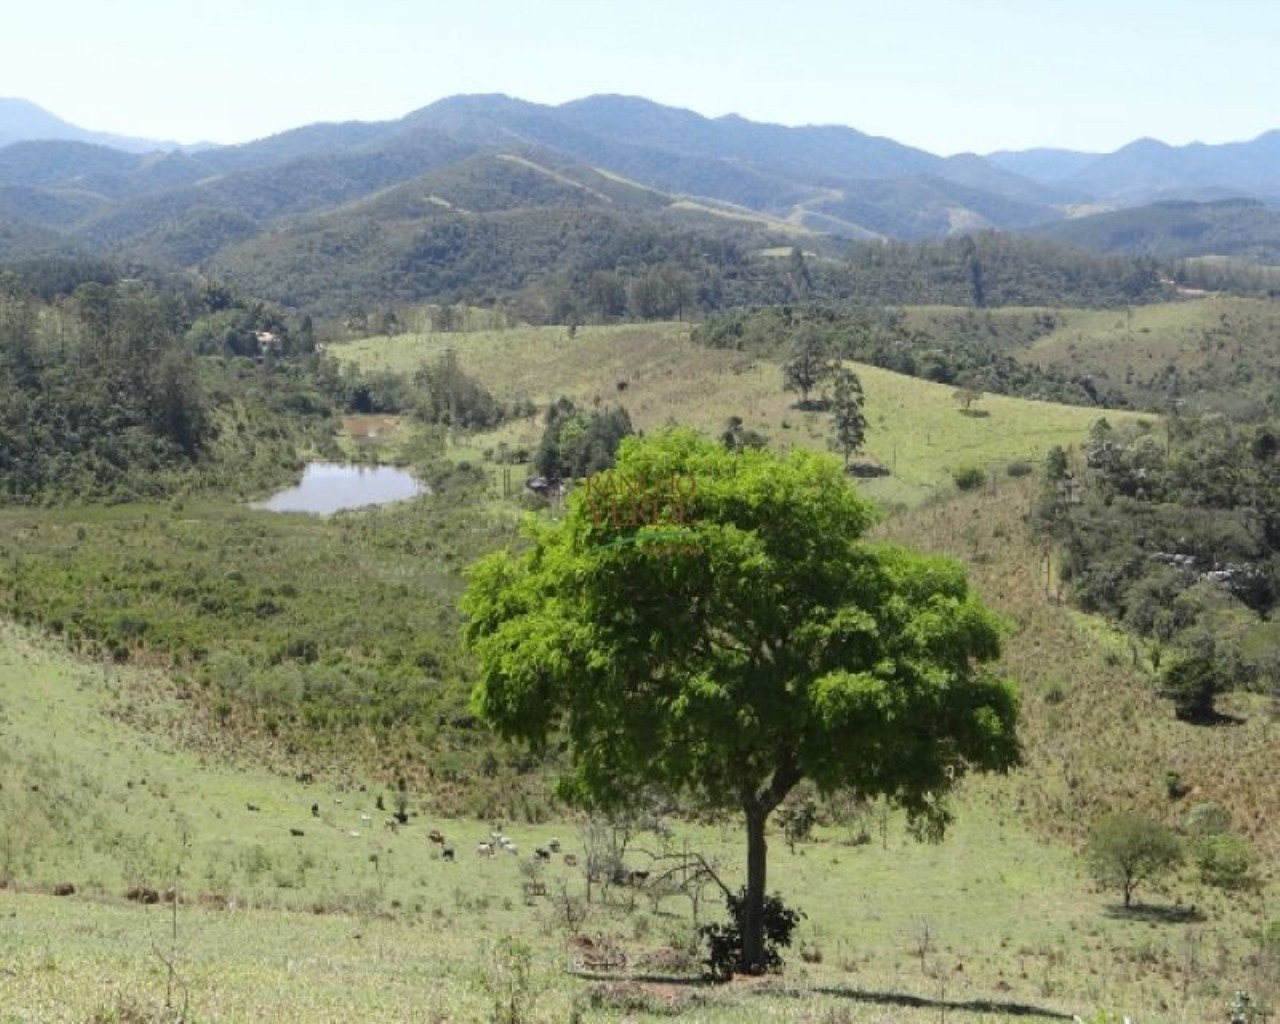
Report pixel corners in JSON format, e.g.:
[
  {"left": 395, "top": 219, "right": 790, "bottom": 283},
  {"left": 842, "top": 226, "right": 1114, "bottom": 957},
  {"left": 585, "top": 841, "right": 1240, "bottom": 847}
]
[{"left": 253, "top": 462, "right": 424, "bottom": 515}]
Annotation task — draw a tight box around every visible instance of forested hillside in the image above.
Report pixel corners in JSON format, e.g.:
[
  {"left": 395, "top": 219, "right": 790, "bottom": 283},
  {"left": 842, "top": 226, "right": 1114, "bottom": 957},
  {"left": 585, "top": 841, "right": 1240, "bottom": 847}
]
[
  {"left": 0, "top": 271, "right": 339, "bottom": 502},
  {"left": 1028, "top": 197, "right": 1280, "bottom": 265},
  {"left": 1038, "top": 417, "right": 1280, "bottom": 721}
]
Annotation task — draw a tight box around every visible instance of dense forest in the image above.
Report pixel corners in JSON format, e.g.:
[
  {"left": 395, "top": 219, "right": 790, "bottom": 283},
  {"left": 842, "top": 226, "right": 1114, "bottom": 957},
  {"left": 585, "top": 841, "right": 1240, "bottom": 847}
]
[
  {"left": 204, "top": 217, "right": 1174, "bottom": 322},
  {"left": 0, "top": 270, "right": 342, "bottom": 503}
]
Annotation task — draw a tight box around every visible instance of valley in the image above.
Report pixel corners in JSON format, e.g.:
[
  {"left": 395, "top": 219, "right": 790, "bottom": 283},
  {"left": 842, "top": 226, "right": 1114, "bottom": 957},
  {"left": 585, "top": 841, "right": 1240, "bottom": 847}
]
[{"left": 2, "top": 82, "right": 1279, "bottom": 1024}]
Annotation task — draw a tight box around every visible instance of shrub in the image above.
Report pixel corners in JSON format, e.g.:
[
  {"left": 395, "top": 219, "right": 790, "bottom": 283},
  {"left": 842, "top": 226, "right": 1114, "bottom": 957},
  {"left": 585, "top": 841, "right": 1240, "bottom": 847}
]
[
  {"left": 1006, "top": 460, "right": 1034, "bottom": 478},
  {"left": 952, "top": 465, "right": 986, "bottom": 491},
  {"left": 1164, "top": 770, "right": 1188, "bottom": 800},
  {"left": 1160, "top": 645, "right": 1232, "bottom": 722},
  {"left": 1195, "top": 834, "right": 1256, "bottom": 889},
  {"left": 699, "top": 889, "right": 805, "bottom": 982},
  {"left": 1184, "top": 801, "right": 1231, "bottom": 838}
]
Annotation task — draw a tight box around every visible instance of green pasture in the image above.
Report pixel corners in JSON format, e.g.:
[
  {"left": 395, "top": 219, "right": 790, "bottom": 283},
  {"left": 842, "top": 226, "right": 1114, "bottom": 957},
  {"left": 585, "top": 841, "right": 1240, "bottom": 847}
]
[
  {"left": 0, "top": 317, "right": 1274, "bottom": 1022},
  {"left": 1, "top": 591, "right": 1275, "bottom": 1022},
  {"left": 332, "top": 323, "right": 1146, "bottom": 507},
  {"left": 1018, "top": 297, "right": 1280, "bottom": 371}
]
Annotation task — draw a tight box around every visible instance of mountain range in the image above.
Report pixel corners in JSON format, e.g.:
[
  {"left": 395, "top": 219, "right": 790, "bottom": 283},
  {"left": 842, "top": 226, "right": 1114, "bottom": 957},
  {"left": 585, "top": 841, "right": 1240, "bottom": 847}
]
[{"left": 1, "top": 93, "right": 1278, "bottom": 310}]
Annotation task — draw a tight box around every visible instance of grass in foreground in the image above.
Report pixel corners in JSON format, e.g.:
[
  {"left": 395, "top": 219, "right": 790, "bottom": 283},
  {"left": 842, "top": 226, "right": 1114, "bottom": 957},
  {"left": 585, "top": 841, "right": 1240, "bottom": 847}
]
[{"left": 1, "top": 527, "right": 1275, "bottom": 1024}]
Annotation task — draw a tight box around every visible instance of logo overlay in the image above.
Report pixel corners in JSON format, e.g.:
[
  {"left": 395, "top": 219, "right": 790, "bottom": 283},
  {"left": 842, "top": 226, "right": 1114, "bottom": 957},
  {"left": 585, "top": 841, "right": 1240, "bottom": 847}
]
[{"left": 584, "top": 473, "right": 700, "bottom": 556}]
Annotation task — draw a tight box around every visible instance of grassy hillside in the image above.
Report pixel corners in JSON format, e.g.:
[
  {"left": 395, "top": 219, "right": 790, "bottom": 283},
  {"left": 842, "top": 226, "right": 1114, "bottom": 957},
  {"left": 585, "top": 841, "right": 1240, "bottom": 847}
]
[
  {"left": 1, "top": 480, "right": 1275, "bottom": 1021},
  {"left": 1, "top": 313, "right": 1275, "bottom": 1022},
  {"left": 1017, "top": 295, "right": 1280, "bottom": 414},
  {"left": 333, "top": 320, "right": 1148, "bottom": 507},
  {"left": 896, "top": 296, "right": 1280, "bottom": 416}
]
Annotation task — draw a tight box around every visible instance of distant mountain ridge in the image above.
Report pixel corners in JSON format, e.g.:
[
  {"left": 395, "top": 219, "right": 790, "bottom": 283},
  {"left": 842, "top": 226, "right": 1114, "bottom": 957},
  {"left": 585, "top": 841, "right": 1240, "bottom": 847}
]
[
  {"left": 0, "top": 97, "right": 210, "bottom": 154},
  {"left": 6, "top": 92, "right": 1280, "bottom": 205},
  {"left": 2, "top": 92, "right": 1279, "bottom": 310}
]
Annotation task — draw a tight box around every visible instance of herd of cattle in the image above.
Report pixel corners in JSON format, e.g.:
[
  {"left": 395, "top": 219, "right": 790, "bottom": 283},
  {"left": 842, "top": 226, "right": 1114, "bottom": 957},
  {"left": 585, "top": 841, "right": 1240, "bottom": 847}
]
[
  {"left": 254, "top": 790, "right": 587, "bottom": 875},
  {"left": 49, "top": 779, "right": 647, "bottom": 905}
]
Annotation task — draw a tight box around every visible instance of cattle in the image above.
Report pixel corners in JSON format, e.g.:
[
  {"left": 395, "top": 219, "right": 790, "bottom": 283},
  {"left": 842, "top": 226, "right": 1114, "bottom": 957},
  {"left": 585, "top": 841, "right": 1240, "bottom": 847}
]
[
  {"left": 441, "top": 847, "right": 455, "bottom": 862},
  {"left": 548, "top": 838, "right": 561, "bottom": 853},
  {"left": 126, "top": 885, "right": 160, "bottom": 904},
  {"left": 563, "top": 854, "right": 579, "bottom": 867},
  {"left": 289, "top": 828, "right": 306, "bottom": 837},
  {"left": 428, "top": 830, "right": 446, "bottom": 846},
  {"left": 311, "top": 803, "right": 320, "bottom": 818},
  {"left": 246, "top": 803, "right": 260, "bottom": 812},
  {"left": 475, "top": 842, "right": 494, "bottom": 857},
  {"left": 52, "top": 883, "right": 75, "bottom": 897},
  {"left": 535, "top": 847, "right": 551, "bottom": 861}
]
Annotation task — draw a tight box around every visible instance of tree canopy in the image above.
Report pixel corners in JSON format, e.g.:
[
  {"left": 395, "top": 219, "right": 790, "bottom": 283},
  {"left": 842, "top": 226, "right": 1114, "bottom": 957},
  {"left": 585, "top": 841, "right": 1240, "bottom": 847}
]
[
  {"left": 1086, "top": 811, "right": 1182, "bottom": 908},
  {"left": 460, "top": 430, "right": 1020, "bottom": 972}
]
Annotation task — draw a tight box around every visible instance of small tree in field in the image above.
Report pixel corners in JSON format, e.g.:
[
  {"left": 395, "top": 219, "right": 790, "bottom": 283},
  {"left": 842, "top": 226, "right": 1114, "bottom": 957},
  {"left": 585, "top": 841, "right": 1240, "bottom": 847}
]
[
  {"left": 782, "top": 324, "right": 832, "bottom": 407},
  {"left": 1087, "top": 811, "right": 1181, "bottom": 908},
  {"left": 828, "top": 366, "right": 867, "bottom": 467},
  {"left": 953, "top": 386, "right": 984, "bottom": 414},
  {"left": 462, "top": 429, "right": 1021, "bottom": 975}
]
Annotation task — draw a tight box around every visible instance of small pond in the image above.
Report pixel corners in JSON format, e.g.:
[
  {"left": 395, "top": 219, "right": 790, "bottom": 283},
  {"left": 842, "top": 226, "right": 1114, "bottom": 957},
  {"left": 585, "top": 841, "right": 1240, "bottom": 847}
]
[{"left": 253, "top": 462, "right": 424, "bottom": 515}]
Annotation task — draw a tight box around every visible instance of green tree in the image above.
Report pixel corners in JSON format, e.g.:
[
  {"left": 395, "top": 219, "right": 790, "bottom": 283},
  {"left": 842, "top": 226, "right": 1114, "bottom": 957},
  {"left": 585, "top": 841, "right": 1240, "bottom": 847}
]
[
  {"left": 1160, "top": 643, "right": 1230, "bottom": 722},
  {"left": 1194, "top": 833, "right": 1256, "bottom": 889},
  {"left": 720, "top": 415, "right": 768, "bottom": 453},
  {"left": 461, "top": 430, "right": 1020, "bottom": 974},
  {"left": 584, "top": 271, "right": 627, "bottom": 322},
  {"left": 1086, "top": 811, "right": 1181, "bottom": 908},
  {"left": 953, "top": 386, "right": 984, "bottom": 414},
  {"left": 533, "top": 399, "right": 633, "bottom": 480},
  {"left": 828, "top": 367, "right": 867, "bottom": 467},
  {"left": 785, "top": 246, "right": 812, "bottom": 302},
  {"left": 782, "top": 324, "right": 832, "bottom": 407}
]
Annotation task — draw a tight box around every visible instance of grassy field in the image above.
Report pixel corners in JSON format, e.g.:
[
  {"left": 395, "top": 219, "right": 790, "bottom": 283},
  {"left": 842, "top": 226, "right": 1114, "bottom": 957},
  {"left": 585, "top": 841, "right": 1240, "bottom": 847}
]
[
  {"left": 1017, "top": 297, "right": 1280, "bottom": 379},
  {"left": 897, "top": 296, "right": 1280, "bottom": 415},
  {"left": 333, "top": 322, "right": 1148, "bottom": 507},
  {"left": 2, "top": 475, "right": 1276, "bottom": 1022}
]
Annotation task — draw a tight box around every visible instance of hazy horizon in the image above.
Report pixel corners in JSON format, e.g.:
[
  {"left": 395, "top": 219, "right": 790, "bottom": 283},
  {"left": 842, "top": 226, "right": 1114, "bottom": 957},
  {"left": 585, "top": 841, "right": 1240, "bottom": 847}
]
[{"left": 2, "top": 0, "right": 1277, "bottom": 157}]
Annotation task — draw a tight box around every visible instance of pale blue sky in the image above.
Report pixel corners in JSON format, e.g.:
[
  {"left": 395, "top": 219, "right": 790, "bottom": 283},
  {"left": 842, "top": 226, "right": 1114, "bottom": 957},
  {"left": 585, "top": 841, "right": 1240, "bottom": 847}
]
[{"left": 2, "top": 0, "right": 1276, "bottom": 155}]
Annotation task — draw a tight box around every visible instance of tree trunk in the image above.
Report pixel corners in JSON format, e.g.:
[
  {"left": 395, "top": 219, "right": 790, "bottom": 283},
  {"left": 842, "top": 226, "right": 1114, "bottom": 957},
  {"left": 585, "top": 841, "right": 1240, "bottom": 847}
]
[
  {"left": 737, "top": 748, "right": 801, "bottom": 976},
  {"left": 741, "top": 803, "right": 769, "bottom": 974}
]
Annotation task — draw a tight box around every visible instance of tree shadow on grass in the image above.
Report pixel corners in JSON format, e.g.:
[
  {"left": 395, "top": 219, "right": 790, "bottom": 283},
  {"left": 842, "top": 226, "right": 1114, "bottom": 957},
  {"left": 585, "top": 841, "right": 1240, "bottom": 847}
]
[
  {"left": 958, "top": 408, "right": 991, "bottom": 418},
  {"left": 623, "top": 972, "right": 706, "bottom": 986},
  {"left": 755, "top": 982, "right": 1075, "bottom": 1019},
  {"left": 1102, "top": 902, "right": 1206, "bottom": 924},
  {"left": 1176, "top": 709, "right": 1247, "bottom": 727},
  {"left": 848, "top": 461, "right": 890, "bottom": 479}
]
